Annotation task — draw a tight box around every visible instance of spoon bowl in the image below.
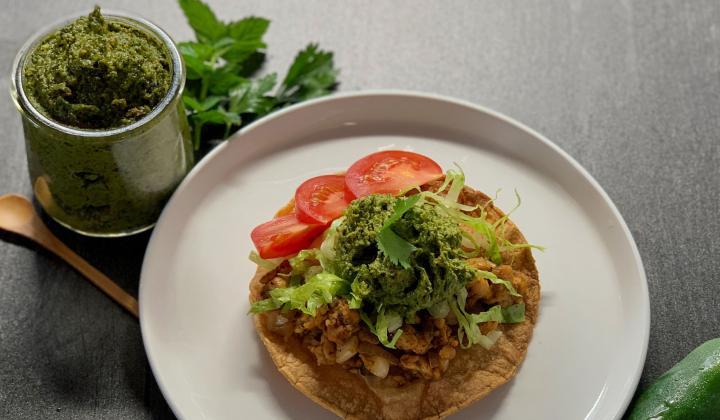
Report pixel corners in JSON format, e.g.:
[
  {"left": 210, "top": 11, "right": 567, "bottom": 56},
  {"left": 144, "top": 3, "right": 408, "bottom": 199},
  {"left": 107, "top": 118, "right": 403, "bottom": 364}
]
[
  {"left": 0, "top": 194, "right": 36, "bottom": 233},
  {"left": 0, "top": 193, "right": 139, "bottom": 317}
]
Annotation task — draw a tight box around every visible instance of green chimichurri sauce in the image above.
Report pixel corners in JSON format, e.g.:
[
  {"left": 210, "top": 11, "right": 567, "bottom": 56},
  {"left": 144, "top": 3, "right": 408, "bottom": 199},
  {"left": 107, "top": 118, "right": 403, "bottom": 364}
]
[
  {"left": 23, "top": 6, "right": 171, "bottom": 129},
  {"left": 17, "top": 7, "right": 193, "bottom": 236},
  {"left": 332, "top": 194, "right": 476, "bottom": 319}
]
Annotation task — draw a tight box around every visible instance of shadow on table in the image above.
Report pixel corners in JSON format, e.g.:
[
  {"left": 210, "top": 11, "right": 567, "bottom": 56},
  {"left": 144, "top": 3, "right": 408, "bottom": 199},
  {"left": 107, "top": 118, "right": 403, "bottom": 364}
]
[
  {"left": 1, "top": 199, "right": 177, "bottom": 418},
  {"left": 37, "top": 207, "right": 152, "bottom": 297},
  {"left": 37, "top": 211, "right": 179, "bottom": 418}
]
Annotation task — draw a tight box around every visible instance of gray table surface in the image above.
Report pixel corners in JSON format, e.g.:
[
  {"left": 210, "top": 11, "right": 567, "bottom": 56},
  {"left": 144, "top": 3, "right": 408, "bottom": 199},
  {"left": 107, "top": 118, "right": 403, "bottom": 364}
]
[{"left": 2, "top": 0, "right": 719, "bottom": 418}]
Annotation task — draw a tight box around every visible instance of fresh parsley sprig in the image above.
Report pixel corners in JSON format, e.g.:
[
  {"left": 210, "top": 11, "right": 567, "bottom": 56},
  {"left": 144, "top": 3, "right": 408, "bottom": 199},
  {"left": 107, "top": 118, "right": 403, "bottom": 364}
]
[{"left": 177, "top": 0, "right": 339, "bottom": 151}]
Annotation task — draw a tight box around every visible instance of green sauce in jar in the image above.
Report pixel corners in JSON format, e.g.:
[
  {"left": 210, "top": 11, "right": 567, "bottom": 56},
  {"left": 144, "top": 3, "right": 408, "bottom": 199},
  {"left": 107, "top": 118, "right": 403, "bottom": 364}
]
[
  {"left": 24, "top": 7, "right": 171, "bottom": 129},
  {"left": 12, "top": 8, "right": 193, "bottom": 236}
]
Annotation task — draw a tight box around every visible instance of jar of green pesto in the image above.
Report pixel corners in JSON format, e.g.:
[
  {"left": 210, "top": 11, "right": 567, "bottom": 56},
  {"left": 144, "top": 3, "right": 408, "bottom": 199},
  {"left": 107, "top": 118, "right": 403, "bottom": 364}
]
[{"left": 10, "top": 8, "right": 193, "bottom": 236}]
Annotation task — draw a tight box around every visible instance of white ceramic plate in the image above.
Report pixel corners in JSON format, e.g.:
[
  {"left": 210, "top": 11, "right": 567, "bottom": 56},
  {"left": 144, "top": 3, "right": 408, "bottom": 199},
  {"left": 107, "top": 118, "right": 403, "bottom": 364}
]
[{"left": 140, "top": 91, "right": 649, "bottom": 420}]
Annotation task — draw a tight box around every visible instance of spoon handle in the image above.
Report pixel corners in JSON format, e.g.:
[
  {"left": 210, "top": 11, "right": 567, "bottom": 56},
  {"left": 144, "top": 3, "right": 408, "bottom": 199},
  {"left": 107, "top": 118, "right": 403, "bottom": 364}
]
[{"left": 41, "top": 231, "right": 140, "bottom": 318}]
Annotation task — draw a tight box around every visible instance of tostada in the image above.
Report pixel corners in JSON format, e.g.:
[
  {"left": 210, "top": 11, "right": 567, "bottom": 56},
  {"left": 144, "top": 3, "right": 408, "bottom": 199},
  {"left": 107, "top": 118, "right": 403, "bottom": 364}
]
[{"left": 248, "top": 151, "right": 541, "bottom": 420}]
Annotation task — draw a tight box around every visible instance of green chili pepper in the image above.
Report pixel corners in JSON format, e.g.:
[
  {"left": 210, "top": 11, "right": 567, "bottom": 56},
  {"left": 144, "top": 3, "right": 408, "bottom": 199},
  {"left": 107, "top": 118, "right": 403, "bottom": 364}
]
[{"left": 627, "top": 338, "right": 720, "bottom": 420}]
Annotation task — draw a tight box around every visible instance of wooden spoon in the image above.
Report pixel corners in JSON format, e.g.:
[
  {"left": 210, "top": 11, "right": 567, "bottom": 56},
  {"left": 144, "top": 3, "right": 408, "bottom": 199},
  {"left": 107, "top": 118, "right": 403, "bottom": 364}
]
[{"left": 0, "top": 193, "right": 139, "bottom": 318}]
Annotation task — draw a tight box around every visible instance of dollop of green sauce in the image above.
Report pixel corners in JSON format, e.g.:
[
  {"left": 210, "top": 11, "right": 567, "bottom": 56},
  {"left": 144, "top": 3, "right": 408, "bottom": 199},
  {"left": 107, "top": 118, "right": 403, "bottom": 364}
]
[
  {"left": 333, "top": 194, "right": 475, "bottom": 318},
  {"left": 24, "top": 6, "right": 171, "bottom": 128}
]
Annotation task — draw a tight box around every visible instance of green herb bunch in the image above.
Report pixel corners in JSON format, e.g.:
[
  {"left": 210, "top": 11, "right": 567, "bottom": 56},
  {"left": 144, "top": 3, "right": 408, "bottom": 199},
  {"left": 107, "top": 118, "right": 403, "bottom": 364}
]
[{"left": 177, "top": 0, "right": 339, "bottom": 151}]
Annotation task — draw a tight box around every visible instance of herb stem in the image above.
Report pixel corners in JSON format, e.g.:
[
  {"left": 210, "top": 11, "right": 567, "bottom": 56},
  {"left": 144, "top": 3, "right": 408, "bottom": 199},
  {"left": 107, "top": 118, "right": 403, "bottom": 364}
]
[{"left": 200, "top": 78, "right": 209, "bottom": 101}]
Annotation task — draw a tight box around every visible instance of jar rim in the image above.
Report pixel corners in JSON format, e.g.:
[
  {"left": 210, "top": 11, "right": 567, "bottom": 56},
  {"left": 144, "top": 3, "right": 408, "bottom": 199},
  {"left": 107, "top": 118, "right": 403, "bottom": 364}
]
[{"left": 11, "top": 10, "right": 184, "bottom": 139}]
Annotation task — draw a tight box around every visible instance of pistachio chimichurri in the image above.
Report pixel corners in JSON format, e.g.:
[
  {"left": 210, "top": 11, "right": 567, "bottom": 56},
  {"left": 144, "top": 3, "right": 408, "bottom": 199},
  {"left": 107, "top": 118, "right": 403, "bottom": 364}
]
[
  {"left": 332, "top": 194, "right": 476, "bottom": 319},
  {"left": 14, "top": 7, "right": 193, "bottom": 236},
  {"left": 23, "top": 6, "right": 171, "bottom": 129}
]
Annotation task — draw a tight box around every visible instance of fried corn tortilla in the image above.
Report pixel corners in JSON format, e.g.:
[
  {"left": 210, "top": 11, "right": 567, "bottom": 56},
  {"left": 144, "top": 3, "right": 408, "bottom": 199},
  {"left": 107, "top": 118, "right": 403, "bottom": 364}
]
[{"left": 249, "top": 184, "right": 540, "bottom": 420}]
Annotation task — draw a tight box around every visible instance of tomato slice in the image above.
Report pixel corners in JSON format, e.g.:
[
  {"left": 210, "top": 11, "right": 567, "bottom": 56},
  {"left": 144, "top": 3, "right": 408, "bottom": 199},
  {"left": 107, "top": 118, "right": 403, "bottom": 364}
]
[
  {"left": 345, "top": 151, "right": 443, "bottom": 199},
  {"left": 251, "top": 214, "right": 326, "bottom": 259},
  {"left": 295, "top": 175, "right": 349, "bottom": 225}
]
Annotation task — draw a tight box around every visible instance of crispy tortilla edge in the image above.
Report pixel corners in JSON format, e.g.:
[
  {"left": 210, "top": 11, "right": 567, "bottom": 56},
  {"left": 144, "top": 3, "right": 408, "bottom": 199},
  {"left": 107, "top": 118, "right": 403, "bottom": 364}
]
[{"left": 248, "top": 186, "right": 540, "bottom": 420}]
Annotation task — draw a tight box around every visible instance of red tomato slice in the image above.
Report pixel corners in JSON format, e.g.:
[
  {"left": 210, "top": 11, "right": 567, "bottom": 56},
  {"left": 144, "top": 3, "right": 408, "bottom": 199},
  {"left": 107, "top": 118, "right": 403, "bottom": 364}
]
[
  {"left": 345, "top": 151, "right": 443, "bottom": 199},
  {"left": 251, "top": 214, "right": 326, "bottom": 259},
  {"left": 295, "top": 175, "right": 349, "bottom": 225}
]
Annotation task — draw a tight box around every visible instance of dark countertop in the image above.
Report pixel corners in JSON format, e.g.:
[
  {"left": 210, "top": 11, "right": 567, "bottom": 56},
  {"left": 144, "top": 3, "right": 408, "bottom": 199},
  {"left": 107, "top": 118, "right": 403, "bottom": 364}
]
[{"left": 1, "top": 1, "right": 719, "bottom": 418}]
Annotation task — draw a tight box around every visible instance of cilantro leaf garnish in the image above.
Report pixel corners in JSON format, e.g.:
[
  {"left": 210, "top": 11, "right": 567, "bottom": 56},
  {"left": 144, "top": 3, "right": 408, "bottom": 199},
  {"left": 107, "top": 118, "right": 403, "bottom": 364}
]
[
  {"left": 377, "top": 228, "right": 416, "bottom": 269},
  {"left": 177, "top": 0, "right": 339, "bottom": 152},
  {"left": 376, "top": 195, "right": 421, "bottom": 269}
]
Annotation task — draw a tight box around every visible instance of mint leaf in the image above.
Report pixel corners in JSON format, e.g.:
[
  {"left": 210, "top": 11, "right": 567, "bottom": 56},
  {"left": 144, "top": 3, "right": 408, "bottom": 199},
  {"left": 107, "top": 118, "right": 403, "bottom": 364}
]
[
  {"left": 206, "top": 66, "right": 246, "bottom": 96},
  {"left": 222, "top": 40, "right": 267, "bottom": 63},
  {"left": 278, "top": 44, "right": 338, "bottom": 104},
  {"left": 237, "top": 52, "right": 266, "bottom": 77},
  {"left": 177, "top": 41, "right": 215, "bottom": 61},
  {"left": 190, "top": 109, "right": 230, "bottom": 125},
  {"left": 376, "top": 195, "right": 420, "bottom": 269},
  {"left": 178, "top": 41, "right": 215, "bottom": 80},
  {"left": 189, "top": 109, "right": 241, "bottom": 149},
  {"left": 227, "top": 16, "right": 270, "bottom": 42},
  {"left": 178, "top": 0, "right": 226, "bottom": 42},
  {"left": 228, "top": 74, "right": 278, "bottom": 116},
  {"left": 182, "top": 56, "right": 211, "bottom": 81},
  {"left": 182, "top": 95, "right": 223, "bottom": 112}
]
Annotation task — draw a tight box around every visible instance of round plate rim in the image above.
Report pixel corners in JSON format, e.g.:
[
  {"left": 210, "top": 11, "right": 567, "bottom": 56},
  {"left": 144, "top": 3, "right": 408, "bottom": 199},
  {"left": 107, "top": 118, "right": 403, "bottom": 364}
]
[{"left": 139, "top": 89, "right": 650, "bottom": 419}]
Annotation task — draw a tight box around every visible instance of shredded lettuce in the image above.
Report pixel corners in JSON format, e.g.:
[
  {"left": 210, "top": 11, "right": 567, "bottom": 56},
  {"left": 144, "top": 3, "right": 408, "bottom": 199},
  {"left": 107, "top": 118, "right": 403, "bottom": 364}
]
[
  {"left": 319, "top": 217, "right": 344, "bottom": 269},
  {"left": 360, "top": 306, "right": 404, "bottom": 348},
  {"left": 455, "top": 211, "right": 502, "bottom": 264},
  {"left": 415, "top": 168, "right": 544, "bottom": 265},
  {"left": 449, "top": 287, "right": 525, "bottom": 349},
  {"left": 348, "top": 294, "right": 363, "bottom": 309},
  {"left": 484, "top": 190, "right": 546, "bottom": 259},
  {"left": 445, "top": 166, "right": 465, "bottom": 204},
  {"left": 248, "top": 250, "right": 284, "bottom": 270},
  {"left": 499, "top": 240, "right": 547, "bottom": 254},
  {"left": 284, "top": 218, "right": 347, "bottom": 279},
  {"left": 472, "top": 302, "right": 526, "bottom": 323},
  {"left": 376, "top": 195, "right": 421, "bottom": 269},
  {"left": 250, "top": 272, "right": 349, "bottom": 316},
  {"left": 248, "top": 296, "right": 282, "bottom": 313},
  {"left": 476, "top": 270, "right": 521, "bottom": 297},
  {"left": 413, "top": 169, "right": 504, "bottom": 264},
  {"left": 349, "top": 279, "right": 370, "bottom": 309},
  {"left": 288, "top": 249, "right": 319, "bottom": 277},
  {"left": 387, "top": 312, "right": 403, "bottom": 333},
  {"left": 449, "top": 289, "right": 480, "bottom": 349}
]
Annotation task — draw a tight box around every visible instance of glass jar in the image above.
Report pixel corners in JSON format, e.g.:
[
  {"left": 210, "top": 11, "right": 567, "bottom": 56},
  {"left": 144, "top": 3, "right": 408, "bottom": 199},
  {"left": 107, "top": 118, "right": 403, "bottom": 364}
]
[{"left": 10, "top": 12, "right": 193, "bottom": 237}]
